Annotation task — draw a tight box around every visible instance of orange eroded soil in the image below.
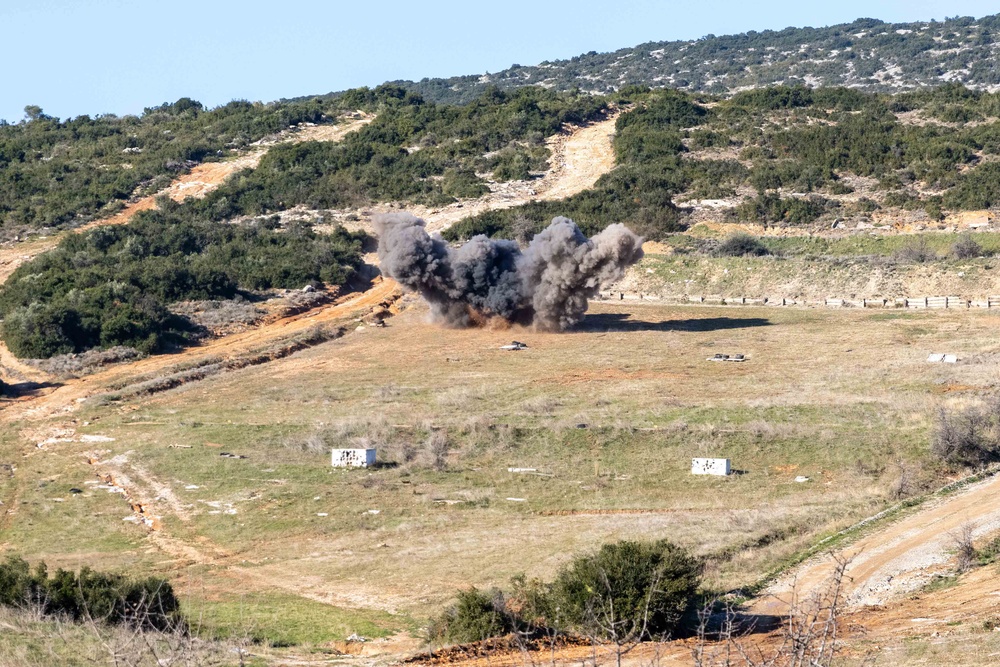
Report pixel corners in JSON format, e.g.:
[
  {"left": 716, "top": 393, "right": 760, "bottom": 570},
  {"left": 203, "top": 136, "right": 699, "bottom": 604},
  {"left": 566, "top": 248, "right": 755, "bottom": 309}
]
[{"left": 0, "top": 278, "right": 401, "bottom": 424}]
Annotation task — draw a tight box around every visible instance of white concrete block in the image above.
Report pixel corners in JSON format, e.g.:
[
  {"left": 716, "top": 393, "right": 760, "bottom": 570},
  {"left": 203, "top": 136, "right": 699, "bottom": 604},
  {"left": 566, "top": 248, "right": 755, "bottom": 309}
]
[
  {"left": 691, "top": 458, "right": 731, "bottom": 476},
  {"left": 331, "top": 448, "right": 377, "bottom": 468}
]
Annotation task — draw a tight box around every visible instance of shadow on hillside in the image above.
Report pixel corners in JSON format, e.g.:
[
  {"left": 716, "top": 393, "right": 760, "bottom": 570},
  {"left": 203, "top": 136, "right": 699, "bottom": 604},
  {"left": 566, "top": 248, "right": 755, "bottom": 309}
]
[
  {"left": 577, "top": 312, "right": 772, "bottom": 333},
  {"left": 1, "top": 380, "right": 61, "bottom": 398}
]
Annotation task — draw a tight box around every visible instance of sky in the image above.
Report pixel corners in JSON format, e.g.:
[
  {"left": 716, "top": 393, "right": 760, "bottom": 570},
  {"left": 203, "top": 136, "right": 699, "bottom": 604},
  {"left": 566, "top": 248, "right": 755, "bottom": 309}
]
[{"left": 2, "top": 0, "right": 999, "bottom": 122}]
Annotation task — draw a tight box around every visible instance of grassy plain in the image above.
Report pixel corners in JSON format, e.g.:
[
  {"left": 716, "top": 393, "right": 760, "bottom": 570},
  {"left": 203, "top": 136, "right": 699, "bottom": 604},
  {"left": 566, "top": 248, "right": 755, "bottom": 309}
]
[{"left": 3, "top": 299, "right": 1000, "bottom": 653}]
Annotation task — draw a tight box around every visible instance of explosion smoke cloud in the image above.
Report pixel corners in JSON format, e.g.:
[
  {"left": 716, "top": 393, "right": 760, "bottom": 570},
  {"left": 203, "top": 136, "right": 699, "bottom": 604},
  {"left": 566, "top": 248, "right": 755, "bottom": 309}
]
[{"left": 374, "top": 212, "right": 644, "bottom": 329}]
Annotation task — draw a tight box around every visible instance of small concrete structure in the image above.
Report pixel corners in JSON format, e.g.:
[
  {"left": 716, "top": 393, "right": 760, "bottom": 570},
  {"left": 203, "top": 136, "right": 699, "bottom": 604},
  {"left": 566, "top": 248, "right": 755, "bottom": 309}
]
[
  {"left": 691, "top": 458, "right": 731, "bottom": 476},
  {"left": 707, "top": 354, "right": 746, "bottom": 362},
  {"left": 927, "top": 353, "right": 958, "bottom": 364},
  {"left": 331, "top": 448, "right": 377, "bottom": 468}
]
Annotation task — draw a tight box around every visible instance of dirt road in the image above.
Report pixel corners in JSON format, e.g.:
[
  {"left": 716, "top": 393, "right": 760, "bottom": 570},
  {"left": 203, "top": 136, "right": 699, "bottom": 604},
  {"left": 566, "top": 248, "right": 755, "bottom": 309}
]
[
  {"left": 754, "top": 472, "right": 1000, "bottom": 615},
  {"left": 0, "top": 278, "right": 402, "bottom": 424},
  {"left": 329, "top": 111, "right": 622, "bottom": 235}
]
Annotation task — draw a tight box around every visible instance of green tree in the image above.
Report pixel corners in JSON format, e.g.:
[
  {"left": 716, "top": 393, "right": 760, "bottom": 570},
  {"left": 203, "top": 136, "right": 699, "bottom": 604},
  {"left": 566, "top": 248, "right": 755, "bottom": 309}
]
[{"left": 552, "top": 539, "right": 701, "bottom": 643}]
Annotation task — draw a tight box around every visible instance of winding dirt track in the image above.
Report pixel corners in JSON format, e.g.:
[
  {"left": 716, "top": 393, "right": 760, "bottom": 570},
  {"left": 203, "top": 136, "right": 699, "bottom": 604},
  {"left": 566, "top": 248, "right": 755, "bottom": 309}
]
[{"left": 357, "top": 111, "right": 622, "bottom": 234}]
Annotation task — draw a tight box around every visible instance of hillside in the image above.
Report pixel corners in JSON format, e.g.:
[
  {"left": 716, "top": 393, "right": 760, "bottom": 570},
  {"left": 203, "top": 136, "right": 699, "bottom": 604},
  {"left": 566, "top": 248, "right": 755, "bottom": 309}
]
[
  {"left": 387, "top": 15, "right": 1000, "bottom": 103},
  {"left": 7, "top": 28, "right": 1000, "bottom": 667}
]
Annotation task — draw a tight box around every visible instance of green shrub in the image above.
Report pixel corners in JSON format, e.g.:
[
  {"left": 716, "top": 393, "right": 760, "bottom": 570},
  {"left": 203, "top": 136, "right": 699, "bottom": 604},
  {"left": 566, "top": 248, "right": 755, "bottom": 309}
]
[
  {"left": 442, "top": 169, "right": 489, "bottom": 199},
  {"left": 0, "top": 97, "right": 350, "bottom": 232},
  {"left": 551, "top": 540, "right": 700, "bottom": 640},
  {"left": 430, "top": 587, "right": 515, "bottom": 643},
  {"left": 0, "top": 555, "right": 182, "bottom": 631},
  {"left": 735, "top": 193, "right": 827, "bottom": 226},
  {"left": 431, "top": 540, "right": 701, "bottom": 646},
  {"left": 0, "top": 213, "right": 365, "bottom": 358},
  {"left": 976, "top": 535, "right": 1000, "bottom": 565}
]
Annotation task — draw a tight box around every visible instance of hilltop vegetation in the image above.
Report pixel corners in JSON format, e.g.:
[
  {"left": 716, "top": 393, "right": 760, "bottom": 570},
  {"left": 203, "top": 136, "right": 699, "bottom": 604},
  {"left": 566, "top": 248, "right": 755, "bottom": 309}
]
[
  {"left": 0, "top": 85, "right": 605, "bottom": 358},
  {"left": 0, "top": 97, "right": 349, "bottom": 236},
  {"left": 446, "top": 83, "right": 1000, "bottom": 241},
  {"left": 192, "top": 85, "right": 606, "bottom": 218},
  {"left": 0, "top": 86, "right": 606, "bottom": 239},
  {"left": 388, "top": 14, "right": 1000, "bottom": 103}
]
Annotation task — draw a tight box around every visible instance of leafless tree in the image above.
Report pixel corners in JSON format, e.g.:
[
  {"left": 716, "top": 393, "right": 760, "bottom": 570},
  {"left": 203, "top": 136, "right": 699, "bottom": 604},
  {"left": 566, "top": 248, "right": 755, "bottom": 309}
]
[
  {"left": 952, "top": 522, "right": 978, "bottom": 573},
  {"left": 691, "top": 554, "right": 874, "bottom": 667},
  {"left": 583, "top": 565, "right": 668, "bottom": 667}
]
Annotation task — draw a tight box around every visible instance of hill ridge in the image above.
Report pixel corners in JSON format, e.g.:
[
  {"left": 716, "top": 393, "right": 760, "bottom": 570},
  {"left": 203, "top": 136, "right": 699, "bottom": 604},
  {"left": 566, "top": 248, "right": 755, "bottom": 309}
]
[{"left": 379, "top": 14, "right": 1000, "bottom": 104}]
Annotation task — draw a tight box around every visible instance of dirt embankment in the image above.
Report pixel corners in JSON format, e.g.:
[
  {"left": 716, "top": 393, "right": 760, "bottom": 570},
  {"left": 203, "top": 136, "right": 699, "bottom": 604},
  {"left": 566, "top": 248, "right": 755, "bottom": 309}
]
[
  {"left": 611, "top": 241, "right": 1000, "bottom": 303},
  {"left": 755, "top": 471, "right": 1000, "bottom": 616},
  {"left": 0, "top": 278, "right": 403, "bottom": 424}
]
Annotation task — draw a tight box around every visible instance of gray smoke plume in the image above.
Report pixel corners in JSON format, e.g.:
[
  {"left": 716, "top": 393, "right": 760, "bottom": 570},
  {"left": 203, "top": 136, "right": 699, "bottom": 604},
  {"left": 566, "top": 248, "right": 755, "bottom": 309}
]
[{"left": 374, "top": 212, "right": 644, "bottom": 330}]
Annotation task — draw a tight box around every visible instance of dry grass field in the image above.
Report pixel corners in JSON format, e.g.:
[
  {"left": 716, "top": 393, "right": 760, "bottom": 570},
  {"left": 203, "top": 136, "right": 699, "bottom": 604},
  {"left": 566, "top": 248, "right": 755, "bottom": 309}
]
[{"left": 4, "top": 293, "right": 1000, "bottom": 660}]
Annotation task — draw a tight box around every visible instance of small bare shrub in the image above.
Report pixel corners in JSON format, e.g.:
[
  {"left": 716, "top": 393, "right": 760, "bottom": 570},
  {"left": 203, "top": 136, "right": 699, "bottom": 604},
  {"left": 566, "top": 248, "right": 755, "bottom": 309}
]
[
  {"left": 522, "top": 395, "right": 561, "bottom": 415},
  {"left": 374, "top": 384, "right": 402, "bottom": 400},
  {"left": 952, "top": 523, "right": 977, "bottom": 573},
  {"left": 890, "top": 461, "right": 918, "bottom": 499},
  {"left": 27, "top": 346, "right": 142, "bottom": 378},
  {"left": 931, "top": 400, "right": 1000, "bottom": 468},
  {"left": 460, "top": 415, "right": 496, "bottom": 450},
  {"left": 511, "top": 214, "right": 536, "bottom": 248},
  {"left": 746, "top": 419, "right": 777, "bottom": 441},
  {"left": 288, "top": 416, "right": 394, "bottom": 454},
  {"left": 171, "top": 298, "right": 264, "bottom": 334},
  {"left": 427, "top": 430, "right": 451, "bottom": 471},
  {"left": 692, "top": 554, "right": 868, "bottom": 667},
  {"left": 952, "top": 234, "right": 984, "bottom": 259},
  {"left": 893, "top": 238, "right": 938, "bottom": 263}
]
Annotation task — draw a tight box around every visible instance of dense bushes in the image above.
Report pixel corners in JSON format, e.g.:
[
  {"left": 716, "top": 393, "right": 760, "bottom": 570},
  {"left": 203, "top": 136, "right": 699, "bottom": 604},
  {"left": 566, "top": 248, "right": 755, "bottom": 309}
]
[
  {"left": 445, "top": 89, "right": 699, "bottom": 241},
  {"left": 0, "top": 85, "right": 605, "bottom": 235},
  {"left": 553, "top": 540, "right": 701, "bottom": 640},
  {"left": 0, "top": 212, "right": 364, "bottom": 358},
  {"left": 0, "top": 555, "right": 182, "bottom": 631},
  {"left": 182, "top": 86, "right": 607, "bottom": 220},
  {"left": 0, "top": 96, "right": 354, "bottom": 233},
  {"left": 447, "top": 82, "right": 1000, "bottom": 241},
  {"left": 734, "top": 193, "right": 828, "bottom": 227},
  {"left": 432, "top": 539, "right": 701, "bottom": 645}
]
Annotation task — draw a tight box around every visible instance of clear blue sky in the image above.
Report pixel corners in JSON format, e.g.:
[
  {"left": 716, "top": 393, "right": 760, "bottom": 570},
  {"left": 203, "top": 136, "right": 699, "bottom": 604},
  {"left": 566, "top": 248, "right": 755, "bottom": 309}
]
[{"left": 2, "top": 0, "right": 998, "bottom": 122}]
